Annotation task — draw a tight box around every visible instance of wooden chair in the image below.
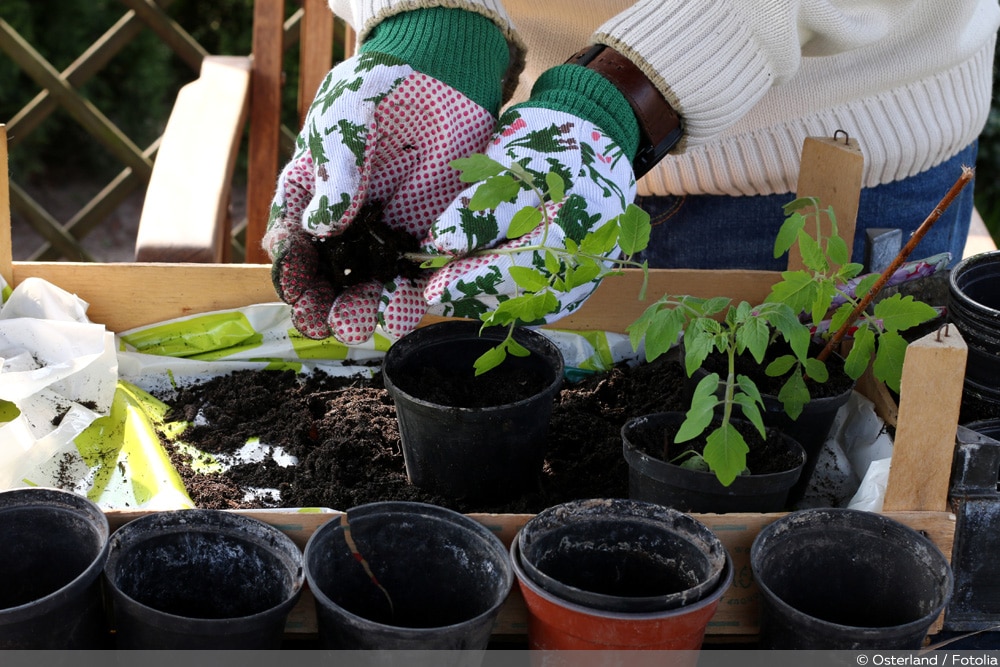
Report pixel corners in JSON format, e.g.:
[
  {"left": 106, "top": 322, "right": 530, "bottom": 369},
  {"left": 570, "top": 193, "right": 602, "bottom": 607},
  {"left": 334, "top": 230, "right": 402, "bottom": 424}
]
[{"left": 134, "top": 0, "right": 354, "bottom": 264}]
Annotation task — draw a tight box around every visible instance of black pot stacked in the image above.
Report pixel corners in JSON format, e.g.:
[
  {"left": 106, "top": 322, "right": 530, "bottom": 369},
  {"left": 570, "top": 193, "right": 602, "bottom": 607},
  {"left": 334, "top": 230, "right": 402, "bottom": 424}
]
[{"left": 949, "top": 250, "right": 1000, "bottom": 421}]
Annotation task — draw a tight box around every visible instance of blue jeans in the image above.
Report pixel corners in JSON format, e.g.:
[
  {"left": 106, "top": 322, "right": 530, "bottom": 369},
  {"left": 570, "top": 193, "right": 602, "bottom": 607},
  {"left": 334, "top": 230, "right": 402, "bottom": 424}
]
[{"left": 635, "top": 142, "right": 978, "bottom": 270}]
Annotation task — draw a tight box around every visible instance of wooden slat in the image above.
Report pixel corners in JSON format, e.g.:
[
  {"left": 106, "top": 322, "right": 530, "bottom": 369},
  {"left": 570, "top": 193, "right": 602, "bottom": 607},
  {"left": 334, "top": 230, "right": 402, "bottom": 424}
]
[
  {"left": 135, "top": 56, "right": 252, "bottom": 263},
  {"left": 8, "top": 263, "right": 779, "bottom": 337},
  {"left": 245, "top": 0, "right": 286, "bottom": 265},
  {"left": 298, "top": 0, "right": 334, "bottom": 127},
  {"left": 1, "top": 126, "right": 11, "bottom": 287},
  {"left": 118, "top": 0, "right": 207, "bottom": 73},
  {"left": 0, "top": 19, "right": 153, "bottom": 181},
  {"left": 8, "top": 182, "right": 95, "bottom": 262},
  {"left": 34, "top": 140, "right": 161, "bottom": 261}
]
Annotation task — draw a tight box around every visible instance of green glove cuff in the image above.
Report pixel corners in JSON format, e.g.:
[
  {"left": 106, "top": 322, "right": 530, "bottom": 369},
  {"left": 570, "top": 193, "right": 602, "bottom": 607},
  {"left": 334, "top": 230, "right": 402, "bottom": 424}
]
[
  {"left": 515, "top": 64, "right": 640, "bottom": 161},
  {"left": 360, "top": 8, "right": 508, "bottom": 115}
]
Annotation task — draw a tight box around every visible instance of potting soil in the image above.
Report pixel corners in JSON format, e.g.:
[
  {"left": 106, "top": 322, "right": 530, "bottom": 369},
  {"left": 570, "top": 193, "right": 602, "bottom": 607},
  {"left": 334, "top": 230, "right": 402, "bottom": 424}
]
[{"left": 155, "top": 355, "right": 691, "bottom": 514}]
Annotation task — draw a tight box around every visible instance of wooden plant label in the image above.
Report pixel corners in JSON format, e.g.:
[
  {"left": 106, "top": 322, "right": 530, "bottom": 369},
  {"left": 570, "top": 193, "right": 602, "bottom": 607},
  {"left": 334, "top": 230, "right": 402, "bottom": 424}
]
[{"left": 883, "top": 326, "right": 968, "bottom": 512}]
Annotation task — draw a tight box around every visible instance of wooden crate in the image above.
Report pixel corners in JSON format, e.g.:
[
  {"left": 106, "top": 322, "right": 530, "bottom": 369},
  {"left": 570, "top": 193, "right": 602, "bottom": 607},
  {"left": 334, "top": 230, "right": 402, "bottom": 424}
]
[{"left": 0, "top": 126, "right": 959, "bottom": 642}]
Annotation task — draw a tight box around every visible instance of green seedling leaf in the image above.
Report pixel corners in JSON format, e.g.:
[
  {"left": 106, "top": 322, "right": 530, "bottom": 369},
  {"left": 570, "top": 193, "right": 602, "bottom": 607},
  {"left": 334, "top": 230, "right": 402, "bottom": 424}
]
[
  {"left": 618, "top": 204, "right": 652, "bottom": 256},
  {"left": 810, "top": 280, "right": 837, "bottom": 332},
  {"left": 765, "top": 354, "right": 797, "bottom": 377},
  {"left": 736, "top": 311, "right": 770, "bottom": 363},
  {"left": 826, "top": 233, "right": 850, "bottom": 266},
  {"left": 782, "top": 197, "right": 816, "bottom": 214},
  {"left": 676, "top": 373, "right": 720, "bottom": 443},
  {"left": 683, "top": 325, "right": 717, "bottom": 376},
  {"left": 853, "top": 274, "right": 880, "bottom": 300},
  {"left": 505, "top": 337, "right": 531, "bottom": 358},
  {"left": 774, "top": 211, "right": 806, "bottom": 257},
  {"left": 703, "top": 423, "right": 750, "bottom": 487},
  {"left": 675, "top": 452, "right": 711, "bottom": 472},
  {"left": 872, "top": 329, "right": 908, "bottom": 393},
  {"left": 734, "top": 375, "right": 766, "bottom": 437},
  {"left": 644, "top": 305, "right": 688, "bottom": 362},
  {"left": 767, "top": 270, "right": 816, "bottom": 315},
  {"left": 803, "top": 357, "right": 828, "bottom": 382},
  {"left": 543, "top": 249, "right": 561, "bottom": 275},
  {"left": 508, "top": 266, "right": 549, "bottom": 292},
  {"left": 777, "top": 369, "right": 810, "bottom": 420},
  {"left": 451, "top": 154, "right": 506, "bottom": 182},
  {"left": 796, "top": 228, "right": 829, "bottom": 273},
  {"left": 419, "top": 255, "right": 452, "bottom": 269},
  {"left": 873, "top": 293, "right": 938, "bottom": 333},
  {"left": 763, "top": 303, "right": 810, "bottom": 362},
  {"left": 469, "top": 174, "right": 520, "bottom": 210},
  {"left": 474, "top": 343, "right": 508, "bottom": 375},
  {"left": 579, "top": 220, "right": 620, "bottom": 255},
  {"left": 545, "top": 171, "right": 565, "bottom": 203},
  {"left": 829, "top": 301, "right": 857, "bottom": 339},
  {"left": 565, "top": 258, "right": 602, "bottom": 287},
  {"left": 838, "top": 261, "right": 865, "bottom": 282},
  {"left": 844, "top": 323, "right": 876, "bottom": 380},
  {"left": 507, "top": 206, "right": 543, "bottom": 239}
]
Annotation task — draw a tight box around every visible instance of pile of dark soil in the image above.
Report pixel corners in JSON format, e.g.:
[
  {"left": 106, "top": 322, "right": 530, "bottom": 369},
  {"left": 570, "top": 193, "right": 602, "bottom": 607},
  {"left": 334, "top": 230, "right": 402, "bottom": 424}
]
[{"left": 155, "top": 354, "right": 691, "bottom": 514}]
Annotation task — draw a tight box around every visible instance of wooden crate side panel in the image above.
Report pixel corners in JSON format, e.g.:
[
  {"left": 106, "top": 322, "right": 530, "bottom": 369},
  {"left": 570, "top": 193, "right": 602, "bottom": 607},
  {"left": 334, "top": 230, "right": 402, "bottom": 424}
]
[{"left": 12, "top": 261, "right": 781, "bottom": 334}]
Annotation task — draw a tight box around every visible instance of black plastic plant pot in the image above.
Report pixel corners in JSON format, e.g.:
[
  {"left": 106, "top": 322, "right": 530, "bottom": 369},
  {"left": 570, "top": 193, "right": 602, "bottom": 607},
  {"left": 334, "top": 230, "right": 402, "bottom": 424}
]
[
  {"left": 303, "top": 501, "right": 513, "bottom": 649},
  {"left": 622, "top": 412, "right": 806, "bottom": 513},
  {"left": 382, "top": 320, "right": 564, "bottom": 501},
  {"left": 751, "top": 508, "right": 953, "bottom": 649},
  {"left": 949, "top": 250, "right": 1000, "bottom": 417},
  {"left": 516, "top": 498, "right": 729, "bottom": 614},
  {"left": 103, "top": 509, "right": 305, "bottom": 649},
  {"left": 0, "top": 487, "right": 111, "bottom": 649},
  {"left": 690, "top": 360, "right": 854, "bottom": 505}
]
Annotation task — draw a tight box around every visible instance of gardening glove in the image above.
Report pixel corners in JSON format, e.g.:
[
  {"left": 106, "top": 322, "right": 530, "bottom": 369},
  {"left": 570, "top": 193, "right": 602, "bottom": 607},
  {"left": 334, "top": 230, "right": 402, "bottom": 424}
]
[
  {"left": 423, "top": 62, "right": 641, "bottom": 323},
  {"left": 263, "top": 8, "right": 508, "bottom": 344}
]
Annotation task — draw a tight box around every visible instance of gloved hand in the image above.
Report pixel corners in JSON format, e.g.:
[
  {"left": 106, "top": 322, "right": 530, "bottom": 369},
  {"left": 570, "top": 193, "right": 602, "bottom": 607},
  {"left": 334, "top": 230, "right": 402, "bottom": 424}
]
[
  {"left": 263, "top": 8, "right": 508, "bottom": 344},
  {"left": 423, "top": 64, "right": 641, "bottom": 323}
]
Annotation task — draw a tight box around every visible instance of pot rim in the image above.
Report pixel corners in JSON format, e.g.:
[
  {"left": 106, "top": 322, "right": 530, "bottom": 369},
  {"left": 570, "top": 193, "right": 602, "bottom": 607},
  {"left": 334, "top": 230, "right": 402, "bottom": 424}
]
[
  {"left": 382, "top": 320, "right": 565, "bottom": 413},
  {"left": 303, "top": 501, "right": 514, "bottom": 635},
  {"left": 750, "top": 507, "right": 954, "bottom": 634},
  {"left": 621, "top": 412, "right": 807, "bottom": 481},
  {"left": 510, "top": 537, "right": 733, "bottom": 621},
  {"left": 104, "top": 509, "right": 305, "bottom": 628},
  {"left": 0, "top": 487, "right": 110, "bottom": 622}
]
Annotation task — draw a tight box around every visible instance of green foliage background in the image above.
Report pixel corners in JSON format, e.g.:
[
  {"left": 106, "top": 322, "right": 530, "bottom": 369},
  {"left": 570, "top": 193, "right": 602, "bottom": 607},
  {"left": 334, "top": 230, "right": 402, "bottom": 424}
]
[
  {"left": 0, "top": 1, "right": 998, "bottom": 240},
  {"left": 0, "top": 0, "right": 290, "bottom": 182}
]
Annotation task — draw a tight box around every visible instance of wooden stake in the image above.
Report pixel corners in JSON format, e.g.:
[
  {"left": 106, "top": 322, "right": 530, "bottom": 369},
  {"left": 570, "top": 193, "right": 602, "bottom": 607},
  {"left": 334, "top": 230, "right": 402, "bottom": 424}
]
[
  {"left": 790, "top": 134, "right": 864, "bottom": 271},
  {"left": 883, "top": 326, "right": 968, "bottom": 512},
  {"left": 0, "top": 124, "right": 11, "bottom": 288}
]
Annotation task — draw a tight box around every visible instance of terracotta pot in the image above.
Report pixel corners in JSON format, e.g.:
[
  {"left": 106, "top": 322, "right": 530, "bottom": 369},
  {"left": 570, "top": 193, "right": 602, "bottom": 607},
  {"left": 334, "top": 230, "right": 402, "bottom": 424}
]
[{"left": 511, "top": 498, "right": 732, "bottom": 650}]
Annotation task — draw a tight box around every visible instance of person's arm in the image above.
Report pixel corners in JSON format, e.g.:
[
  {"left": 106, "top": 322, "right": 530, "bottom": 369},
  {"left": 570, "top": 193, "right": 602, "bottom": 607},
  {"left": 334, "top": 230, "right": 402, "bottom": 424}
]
[{"left": 329, "top": 0, "right": 526, "bottom": 104}]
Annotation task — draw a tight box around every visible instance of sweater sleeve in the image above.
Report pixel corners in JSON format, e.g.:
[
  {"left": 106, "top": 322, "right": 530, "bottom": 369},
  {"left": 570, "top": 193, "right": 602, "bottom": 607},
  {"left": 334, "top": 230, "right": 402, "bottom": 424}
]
[
  {"left": 592, "top": 0, "right": 962, "bottom": 149},
  {"left": 328, "top": 0, "right": 526, "bottom": 104}
]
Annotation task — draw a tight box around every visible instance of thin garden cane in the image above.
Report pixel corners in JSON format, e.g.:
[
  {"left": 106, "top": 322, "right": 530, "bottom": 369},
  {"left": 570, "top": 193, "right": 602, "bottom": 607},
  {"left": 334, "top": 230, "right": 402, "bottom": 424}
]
[{"left": 816, "top": 165, "right": 976, "bottom": 365}]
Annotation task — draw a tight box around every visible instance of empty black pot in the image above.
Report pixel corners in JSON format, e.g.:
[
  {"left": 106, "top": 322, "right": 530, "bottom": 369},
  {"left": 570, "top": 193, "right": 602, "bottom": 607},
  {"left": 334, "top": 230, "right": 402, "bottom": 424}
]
[
  {"left": 751, "top": 508, "right": 953, "bottom": 649},
  {"left": 304, "top": 501, "right": 513, "bottom": 649},
  {"left": 949, "top": 250, "right": 1000, "bottom": 419},
  {"left": 0, "top": 487, "right": 111, "bottom": 648},
  {"left": 382, "top": 320, "right": 564, "bottom": 500},
  {"left": 104, "top": 509, "right": 304, "bottom": 649}
]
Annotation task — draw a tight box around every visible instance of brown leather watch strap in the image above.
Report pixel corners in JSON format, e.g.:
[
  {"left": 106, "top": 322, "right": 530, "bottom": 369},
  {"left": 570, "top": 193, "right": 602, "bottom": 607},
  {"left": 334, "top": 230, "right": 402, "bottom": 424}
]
[{"left": 566, "top": 44, "right": 682, "bottom": 178}]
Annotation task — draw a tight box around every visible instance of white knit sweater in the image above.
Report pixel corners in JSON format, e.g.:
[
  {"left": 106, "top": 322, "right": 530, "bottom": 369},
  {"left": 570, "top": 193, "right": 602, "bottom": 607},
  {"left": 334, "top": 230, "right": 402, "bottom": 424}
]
[{"left": 329, "top": 0, "right": 999, "bottom": 197}]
